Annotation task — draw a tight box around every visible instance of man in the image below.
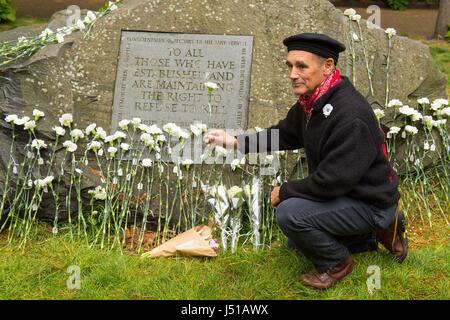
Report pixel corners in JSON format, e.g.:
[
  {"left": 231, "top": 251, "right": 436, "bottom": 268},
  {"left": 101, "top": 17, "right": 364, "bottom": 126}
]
[{"left": 204, "top": 33, "right": 407, "bottom": 290}]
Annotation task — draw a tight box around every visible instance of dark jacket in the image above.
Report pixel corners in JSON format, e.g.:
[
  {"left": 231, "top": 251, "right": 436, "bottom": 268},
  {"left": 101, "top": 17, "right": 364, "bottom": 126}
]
[{"left": 237, "top": 76, "right": 400, "bottom": 209}]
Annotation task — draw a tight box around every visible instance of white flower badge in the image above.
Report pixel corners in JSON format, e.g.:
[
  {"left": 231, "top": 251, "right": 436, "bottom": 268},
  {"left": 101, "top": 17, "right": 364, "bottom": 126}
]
[{"left": 323, "top": 104, "right": 334, "bottom": 118}]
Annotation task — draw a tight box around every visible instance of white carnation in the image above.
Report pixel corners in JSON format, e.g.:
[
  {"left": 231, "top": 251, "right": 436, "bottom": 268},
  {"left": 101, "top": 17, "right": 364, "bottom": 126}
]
[
  {"left": 398, "top": 105, "right": 416, "bottom": 116},
  {"left": 113, "top": 130, "right": 127, "bottom": 140},
  {"left": 5, "top": 114, "right": 18, "bottom": 123},
  {"left": 95, "top": 127, "right": 107, "bottom": 140},
  {"left": 404, "top": 125, "right": 418, "bottom": 135},
  {"left": 76, "top": 19, "right": 86, "bottom": 30},
  {"left": 120, "top": 143, "right": 130, "bottom": 151},
  {"left": 118, "top": 119, "right": 130, "bottom": 130},
  {"left": 190, "top": 124, "right": 201, "bottom": 136},
  {"left": 343, "top": 8, "right": 356, "bottom": 18},
  {"left": 141, "top": 158, "right": 153, "bottom": 167},
  {"left": 87, "top": 10, "right": 97, "bottom": 21},
  {"left": 182, "top": 159, "right": 194, "bottom": 168},
  {"left": 440, "top": 107, "right": 450, "bottom": 117},
  {"left": 70, "top": 129, "right": 84, "bottom": 141},
  {"left": 107, "top": 146, "right": 118, "bottom": 157},
  {"left": 85, "top": 123, "right": 96, "bottom": 136},
  {"left": 88, "top": 186, "right": 107, "bottom": 200},
  {"left": 63, "top": 140, "right": 77, "bottom": 153},
  {"left": 32, "top": 109, "right": 45, "bottom": 120},
  {"left": 214, "top": 146, "right": 228, "bottom": 157},
  {"left": 24, "top": 120, "right": 36, "bottom": 131},
  {"left": 56, "top": 33, "right": 64, "bottom": 43},
  {"left": 431, "top": 98, "right": 448, "bottom": 111},
  {"left": 53, "top": 126, "right": 66, "bottom": 137},
  {"left": 204, "top": 82, "right": 218, "bottom": 90},
  {"left": 131, "top": 117, "right": 141, "bottom": 126},
  {"left": 231, "top": 158, "right": 240, "bottom": 171},
  {"left": 417, "top": 97, "right": 430, "bottom": 105},
  {"left": 385, "top": 28, "right": 397, "bottom": 38},
  {"left": 31, "top": 139, "right": 47, "bottom": 150},
  {"left": 147, "top": 124, "right": 163, "bottom": 135},
  {"left": 59, "top": 113, "right": 73, "bottom": 127},
  {"left": 14, "top": 116, "right": 30, "bottom": 126},
  {"left": 373, "top": 108, "right": 385, "bottom": 120},
  {"left": 352, "top": 14, "right": 361, "bottom": 22},
  {"left": 387, "top": 99, "right": 402, "bottom": 108},
  {"left": 87, "top": 140, "right": 102, "bottom": 151}
]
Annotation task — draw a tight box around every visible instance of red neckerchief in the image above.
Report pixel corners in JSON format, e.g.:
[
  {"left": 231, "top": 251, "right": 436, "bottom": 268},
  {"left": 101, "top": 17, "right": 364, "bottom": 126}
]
[{"left": 298, "top": 68, "right": 341, "bottom": 119}]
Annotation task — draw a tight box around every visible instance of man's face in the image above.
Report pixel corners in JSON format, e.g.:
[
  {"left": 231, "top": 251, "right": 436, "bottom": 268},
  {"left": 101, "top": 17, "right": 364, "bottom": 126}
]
[{"left": 285, "top": 50, "right": 328, "bottom": 97}]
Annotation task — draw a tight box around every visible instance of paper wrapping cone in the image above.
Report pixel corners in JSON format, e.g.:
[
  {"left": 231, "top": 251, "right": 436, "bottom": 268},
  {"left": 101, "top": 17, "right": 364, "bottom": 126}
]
[{"left": 142, "top": 225, "right": 218, "bottom": 258}]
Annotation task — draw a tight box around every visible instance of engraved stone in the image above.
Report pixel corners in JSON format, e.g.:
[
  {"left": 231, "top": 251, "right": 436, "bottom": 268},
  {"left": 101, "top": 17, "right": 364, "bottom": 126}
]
[{"left": 111, "top": 31, "right": 254, "bottom": 132}]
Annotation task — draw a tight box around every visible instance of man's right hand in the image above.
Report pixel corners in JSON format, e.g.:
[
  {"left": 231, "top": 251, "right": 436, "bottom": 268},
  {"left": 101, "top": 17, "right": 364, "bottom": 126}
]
[{"left": 203, "top": 129, "right": 238, "bottom": 148}]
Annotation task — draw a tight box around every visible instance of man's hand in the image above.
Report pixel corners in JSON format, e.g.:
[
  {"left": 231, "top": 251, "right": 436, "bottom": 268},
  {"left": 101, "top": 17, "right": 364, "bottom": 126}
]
[
  {"left": 271, "top": 186, "right": 281, "bottom": 208},
  {"left": 203, "top": 129, "right": 238, "bottom": 148}
]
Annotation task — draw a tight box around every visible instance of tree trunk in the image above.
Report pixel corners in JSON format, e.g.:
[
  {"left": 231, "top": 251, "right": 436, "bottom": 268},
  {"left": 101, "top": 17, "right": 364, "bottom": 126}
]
[{"left": 434, "top": 0, "right": 450, "bottom": 38}]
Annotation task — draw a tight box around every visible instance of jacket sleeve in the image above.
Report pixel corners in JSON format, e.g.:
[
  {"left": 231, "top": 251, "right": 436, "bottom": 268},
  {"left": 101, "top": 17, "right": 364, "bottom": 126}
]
[
  {"left": 279, "top": 118, "right": 378, "bottom": 201},
  {"left": 236, "top": 104, "right": 304, "bottom": 154}
]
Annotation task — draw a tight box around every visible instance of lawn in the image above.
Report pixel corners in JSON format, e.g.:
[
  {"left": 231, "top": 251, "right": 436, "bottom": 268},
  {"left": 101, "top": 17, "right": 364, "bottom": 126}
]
[
  {"left": 426, "top": 40, "right": 450, "bottom": 96},
  {"left": 0, "top": 217, "right": 448, "bottom": 300},
  {"left": 0, "top": 17, "right": 47, "bottom": 32}
]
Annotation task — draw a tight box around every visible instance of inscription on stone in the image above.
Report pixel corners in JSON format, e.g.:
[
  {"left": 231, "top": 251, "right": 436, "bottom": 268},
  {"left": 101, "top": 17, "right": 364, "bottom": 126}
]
[{"left": 111, "top": 31, "right": 254, "bottom": 132}]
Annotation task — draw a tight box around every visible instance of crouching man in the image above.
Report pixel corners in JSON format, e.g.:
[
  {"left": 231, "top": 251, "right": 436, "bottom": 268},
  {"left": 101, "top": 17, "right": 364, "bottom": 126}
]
[{"left": 204, "top": 33, "right": 407, "bottom": 290}]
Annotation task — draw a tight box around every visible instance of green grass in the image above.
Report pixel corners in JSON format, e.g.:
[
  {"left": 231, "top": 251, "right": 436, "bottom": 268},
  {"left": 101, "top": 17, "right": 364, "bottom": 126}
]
[
  {"left": 0, "top": 17, "right": 47, "bottom": 32},
  {"left": 426, "top": 40, "right": 450, "bottom": 96},
  {"left": 0, "top": 221, "right": 448, "bottom": 300}
]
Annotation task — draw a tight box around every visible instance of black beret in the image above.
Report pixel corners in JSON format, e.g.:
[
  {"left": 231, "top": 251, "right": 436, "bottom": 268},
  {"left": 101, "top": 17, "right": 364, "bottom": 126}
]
[{"left": 283, "top": 33, "right": 346, "bottom": 64}]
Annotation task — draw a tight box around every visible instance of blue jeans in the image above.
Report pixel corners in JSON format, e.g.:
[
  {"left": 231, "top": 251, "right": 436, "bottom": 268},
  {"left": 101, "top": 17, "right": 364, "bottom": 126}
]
[{"left": 276, "top": 196, "right": 397, "bottom": 272}]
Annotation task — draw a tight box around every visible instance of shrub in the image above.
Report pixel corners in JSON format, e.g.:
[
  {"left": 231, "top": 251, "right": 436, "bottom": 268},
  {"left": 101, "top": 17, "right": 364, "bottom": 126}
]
[
  {"left": 446, "top": 24, "right": 450, "bottom": 42},
  {"left": 386, "top": 0, "right": 410, "bottom": 10},
  {"left": 0, "top": 0, "right": 15, "bottom": 23}
]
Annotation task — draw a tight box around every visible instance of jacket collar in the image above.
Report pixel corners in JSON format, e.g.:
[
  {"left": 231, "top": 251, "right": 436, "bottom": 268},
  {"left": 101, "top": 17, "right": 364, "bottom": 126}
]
[{"left": 311, "top": 76, "right": 348, "bottom": 113}]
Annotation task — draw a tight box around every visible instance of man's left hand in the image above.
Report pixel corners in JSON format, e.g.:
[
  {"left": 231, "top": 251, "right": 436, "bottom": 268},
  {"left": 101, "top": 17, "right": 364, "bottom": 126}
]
[{"left": 271, "top": 186, "right": 281, "bottom": 208}]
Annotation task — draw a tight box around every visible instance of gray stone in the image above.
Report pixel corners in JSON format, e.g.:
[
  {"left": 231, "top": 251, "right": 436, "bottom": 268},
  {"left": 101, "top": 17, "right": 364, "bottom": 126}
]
[
  {"left": 0, "top": 0, "right": 448, "bottom": 222},
  {"left": 0, "top": 24, "right": 45, "bottom": 43},
  {"left": 1, "top": 0, "right": 446, "bottom": 131},
  {"left": 111, "top": 31, "right": 253, "bottom": 132}
]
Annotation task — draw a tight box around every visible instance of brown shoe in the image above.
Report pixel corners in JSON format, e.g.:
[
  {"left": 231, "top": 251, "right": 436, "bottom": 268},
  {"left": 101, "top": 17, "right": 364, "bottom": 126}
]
[
  {"left": 300, "top": 255, "right": 354, "bottom": 290},
  {"left": 376, "top": 210, "right": 408, "bottom": 263}
]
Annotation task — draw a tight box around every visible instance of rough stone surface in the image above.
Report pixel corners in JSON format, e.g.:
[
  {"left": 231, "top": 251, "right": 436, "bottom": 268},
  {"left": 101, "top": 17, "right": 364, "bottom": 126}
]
[
  {"left": 0, "top": 0, "right": 448, "bottom": 220},
  {"left": 1, "top": 0, "right": 447, "bottom": 133}
]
